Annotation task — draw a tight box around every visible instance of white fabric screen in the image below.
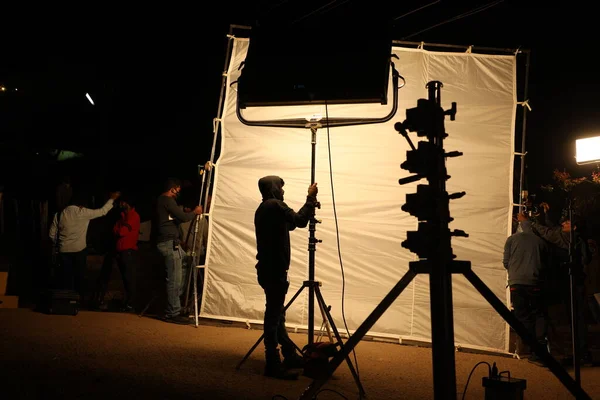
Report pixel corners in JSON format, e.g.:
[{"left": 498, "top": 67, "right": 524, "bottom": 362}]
[{"left": 200, "top": 37, "right": 516, "bottom": 353}]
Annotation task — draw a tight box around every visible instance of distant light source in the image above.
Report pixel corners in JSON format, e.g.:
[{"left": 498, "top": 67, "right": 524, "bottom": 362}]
[
  {"left": 85, "top": 93, "right": 95, "bottom": 105},
  {"left": 0, "top": 86, "right": 6, "bottom": 92},
  {"left": 575, "top": 136, "right": 600, "bottom": 164},
  {"left": 57, "top": 150, "right": 84, "bottom": 161}
]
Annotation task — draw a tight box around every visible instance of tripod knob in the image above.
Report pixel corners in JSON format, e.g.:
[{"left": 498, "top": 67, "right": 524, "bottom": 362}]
[{"left": 445, "top": 102, "right": 457, "bottom": 121}]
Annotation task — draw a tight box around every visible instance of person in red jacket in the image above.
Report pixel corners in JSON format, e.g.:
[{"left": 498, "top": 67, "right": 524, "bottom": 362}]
[{"left": 96, "top": 193, "right": 141, "bottom": 312}]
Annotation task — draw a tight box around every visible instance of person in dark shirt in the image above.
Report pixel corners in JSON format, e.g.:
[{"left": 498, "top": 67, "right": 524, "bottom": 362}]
[
  {"left": 518, "top": 210, "right": 593, "bottom": 365},
  {"left": 503, "top": 219, "right": 550, "bottom": 365},
  {"left": 254, "top": 175, "right": 318, "bottom": 380},
  {"left": 156, "top": 178, "right": 202, "bottom": 324}
]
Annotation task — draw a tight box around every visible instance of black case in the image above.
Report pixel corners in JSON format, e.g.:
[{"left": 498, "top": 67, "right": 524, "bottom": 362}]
[{"left": 39, "top": 289, "right": 80, "bottom": 315}]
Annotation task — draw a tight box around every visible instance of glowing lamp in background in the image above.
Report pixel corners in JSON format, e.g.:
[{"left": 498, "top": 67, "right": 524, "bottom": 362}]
[
  {"left": 575, "top": 136, "right": 600, "bottom": 165},
  {"left": 85, "top": 93, "right": 95, "bottom": 105}
]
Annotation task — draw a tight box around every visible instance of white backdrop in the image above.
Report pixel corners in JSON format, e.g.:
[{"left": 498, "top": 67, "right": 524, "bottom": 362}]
[{"left": 200, "top": 37, "right": 516, "bottom": 353}]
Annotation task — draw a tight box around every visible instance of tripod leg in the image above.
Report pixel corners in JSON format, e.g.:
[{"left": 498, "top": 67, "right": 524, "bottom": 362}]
[
  {"left": 193, "top": 266, "right": 198, "bottom": 327},
  {"left": 138, "top": 293, "right": 156, "bottom": 318},
  {"left": 463, "top": 268, "right": 591, "bottom": 400},
  {"left": 318, "top": 304, "right": 334, "bottom": 343},
  {"left": 314, "top": 286, "right": 366, "bottom": 398},
  {"left": 195, "top": 265, "right": 205, "bottom": 326},
  {"left": 237, "top": 282, "right": 308, "bottom": 370},
  {"left": 299, "top": 268, "right": 416, "bottom": 400},
  {"left": 236, "top": 333, "right": 266, "bottom": 370},
  {"left": 183, "top": 251, "right": 195, "bottom": 313}
]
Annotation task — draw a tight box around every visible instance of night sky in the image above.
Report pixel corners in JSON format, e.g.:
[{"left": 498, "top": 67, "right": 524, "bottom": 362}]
[{"left": 1, "top": 1, "right": 598, "bottom": 197}]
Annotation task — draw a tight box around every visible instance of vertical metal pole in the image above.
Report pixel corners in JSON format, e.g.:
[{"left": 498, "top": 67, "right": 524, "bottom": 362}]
[
  {"left": 203, "top": 25, "right": 244, "bottom": 238},
  {"left": 193, "top": 266, "right": 199, "bottom": 327},
  {"left": 518, "top": 50, "right": 531, "bottom": 212},
  {"left": 427, "top": 81, "right": 457, "bottom": 399},
  {"left": 184, "top": 168, "right": 206, "bottom": 310},
  {"left": 197, "top": 25, "right": 248, "bottom": 312},
  {"left": 1, "top": 191, "right": 5, "bottom": 235},
  {"left": 307, "top": 126, "right": 318, "bottom": 345},
  {"left": 568, "top": 202, "right": 581, "bottom": 384}
]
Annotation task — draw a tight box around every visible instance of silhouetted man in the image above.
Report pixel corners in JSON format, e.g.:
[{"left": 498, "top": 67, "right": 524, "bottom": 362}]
[
  {"left": 503, "top": 219, "right": 550, "bottom": 366},
  {"left": 156, "top": 178, "right": 202, "bottom": 324},
  {"left": 518, "top": 211, "right": 593, "bottom": 365},
  {"left": 254, "top": 176, "right": 317, "bottom": 379}
]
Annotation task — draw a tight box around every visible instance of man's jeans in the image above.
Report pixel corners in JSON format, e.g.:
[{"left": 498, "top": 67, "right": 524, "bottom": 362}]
[
  {"left": 511, "top": 285, "right": 548, "bottom": 350},
  {"left": 59, "top": 250, "right": 88, "bottom": 299},
  {"left": 258, "top": 271, "right": 296, "bottom": 358},
  {"left": 157, "top": 240, "right": 185, "bottom": 318}
]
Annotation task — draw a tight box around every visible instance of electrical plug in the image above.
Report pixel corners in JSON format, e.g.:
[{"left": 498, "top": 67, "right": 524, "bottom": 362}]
[{"left": 491, "top": 362, "right": 498, "bottom": 378}]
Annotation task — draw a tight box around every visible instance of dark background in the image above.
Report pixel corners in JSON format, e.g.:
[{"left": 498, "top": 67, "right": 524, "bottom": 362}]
[{"left": 1, "top": 1, "right": 598, "bottom": 201}]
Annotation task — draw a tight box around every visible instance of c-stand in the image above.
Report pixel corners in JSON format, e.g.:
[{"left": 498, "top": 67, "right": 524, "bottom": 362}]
[
  {"left": 564, "top": 198, "right": 585, "bottom": 384},
  {"left": 298, "top": 81, "right": 591, "bottom": 400},
  {"left": 183, "top": 162, "right": 212, "bottom": 327},
  {"left": 235, "top": 124, "right": 366, "bottom": 398},
  {"left": 234, "top": 57, "right": 402, "bottom": 399}
]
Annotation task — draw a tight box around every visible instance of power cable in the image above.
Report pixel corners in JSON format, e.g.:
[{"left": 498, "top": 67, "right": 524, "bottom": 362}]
[
  {"left": 401, "top": 0, "right": 505, "bottom": 40},
  {"left": 393, "top": 0, "right": 441, "bottom": 22},
  {"left": 324, "top": 102, "right": 361, "bottom": 383},
  {"left": 461, "top": 361, "right": 491, "bottom": 400},
  {"left": 291, "top": 0, "right": 352, "bottom": 25}
]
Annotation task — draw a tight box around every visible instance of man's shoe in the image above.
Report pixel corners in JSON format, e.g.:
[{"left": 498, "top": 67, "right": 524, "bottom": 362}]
[
  {"left": 265, "top": 348, "right": 299, "bottom": 380},
  {"left": 283, "top": 353, "right": 305, "bottom": 369},
  {"left": 264, "top": 364, "right": 299, "bottom": 380},
  {"left": 164, "top": 315, "right": 192, "bottom": 325}
]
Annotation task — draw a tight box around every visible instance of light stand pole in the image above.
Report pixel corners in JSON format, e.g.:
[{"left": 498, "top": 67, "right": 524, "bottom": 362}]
[
  {"left": 566, "top": 198, "right": 582, "bottom": 385},
  {"left": 307, "top": 125, "right": 320, "bottom": 345},
  {"left": 183, "top": 163, "right": 211, "bottom": 327},
  {"left": 297, "top": 81, "right": 592, "bottom": 400}
]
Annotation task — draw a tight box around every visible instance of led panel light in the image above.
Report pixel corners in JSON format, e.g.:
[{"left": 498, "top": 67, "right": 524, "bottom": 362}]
[{"left": 575, "top": 136, "right": 600, "bottom": 164}]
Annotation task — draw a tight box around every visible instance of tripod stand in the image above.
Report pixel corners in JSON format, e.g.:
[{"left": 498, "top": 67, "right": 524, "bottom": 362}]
[
  {"left": 181, "top": 214, "right": 207, "bottom": 325},
  {"left": 298, "top": 81, "right": 591, "bottom": 400},
  {"left": 236, "top": 125, "right": 366, "bottom": 398},
  {"left": 183, "top": 162, "right": 212, "bottom": 327},
  {"left": 564, "top": 198, "right": 587, "bottom": 385}
]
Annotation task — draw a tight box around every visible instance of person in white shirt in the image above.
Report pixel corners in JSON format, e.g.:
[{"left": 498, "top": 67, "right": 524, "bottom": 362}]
[{"left": 49, "top": 190, "right": 120, "bottom": 300}]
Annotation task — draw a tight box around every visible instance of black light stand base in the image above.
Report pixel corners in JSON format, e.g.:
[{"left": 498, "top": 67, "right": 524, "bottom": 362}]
[
  {"left": 298, "top": 81, "right": 592, "bottom": 400},
  {"left": 298, "top": 268, "right": 417, "bottom": 399},
  {"left": 236, "top": 280, "right": 366, "bottom": 398},
  {"left": 298, "top": 263, "right": 592, "bottom": 400}
]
